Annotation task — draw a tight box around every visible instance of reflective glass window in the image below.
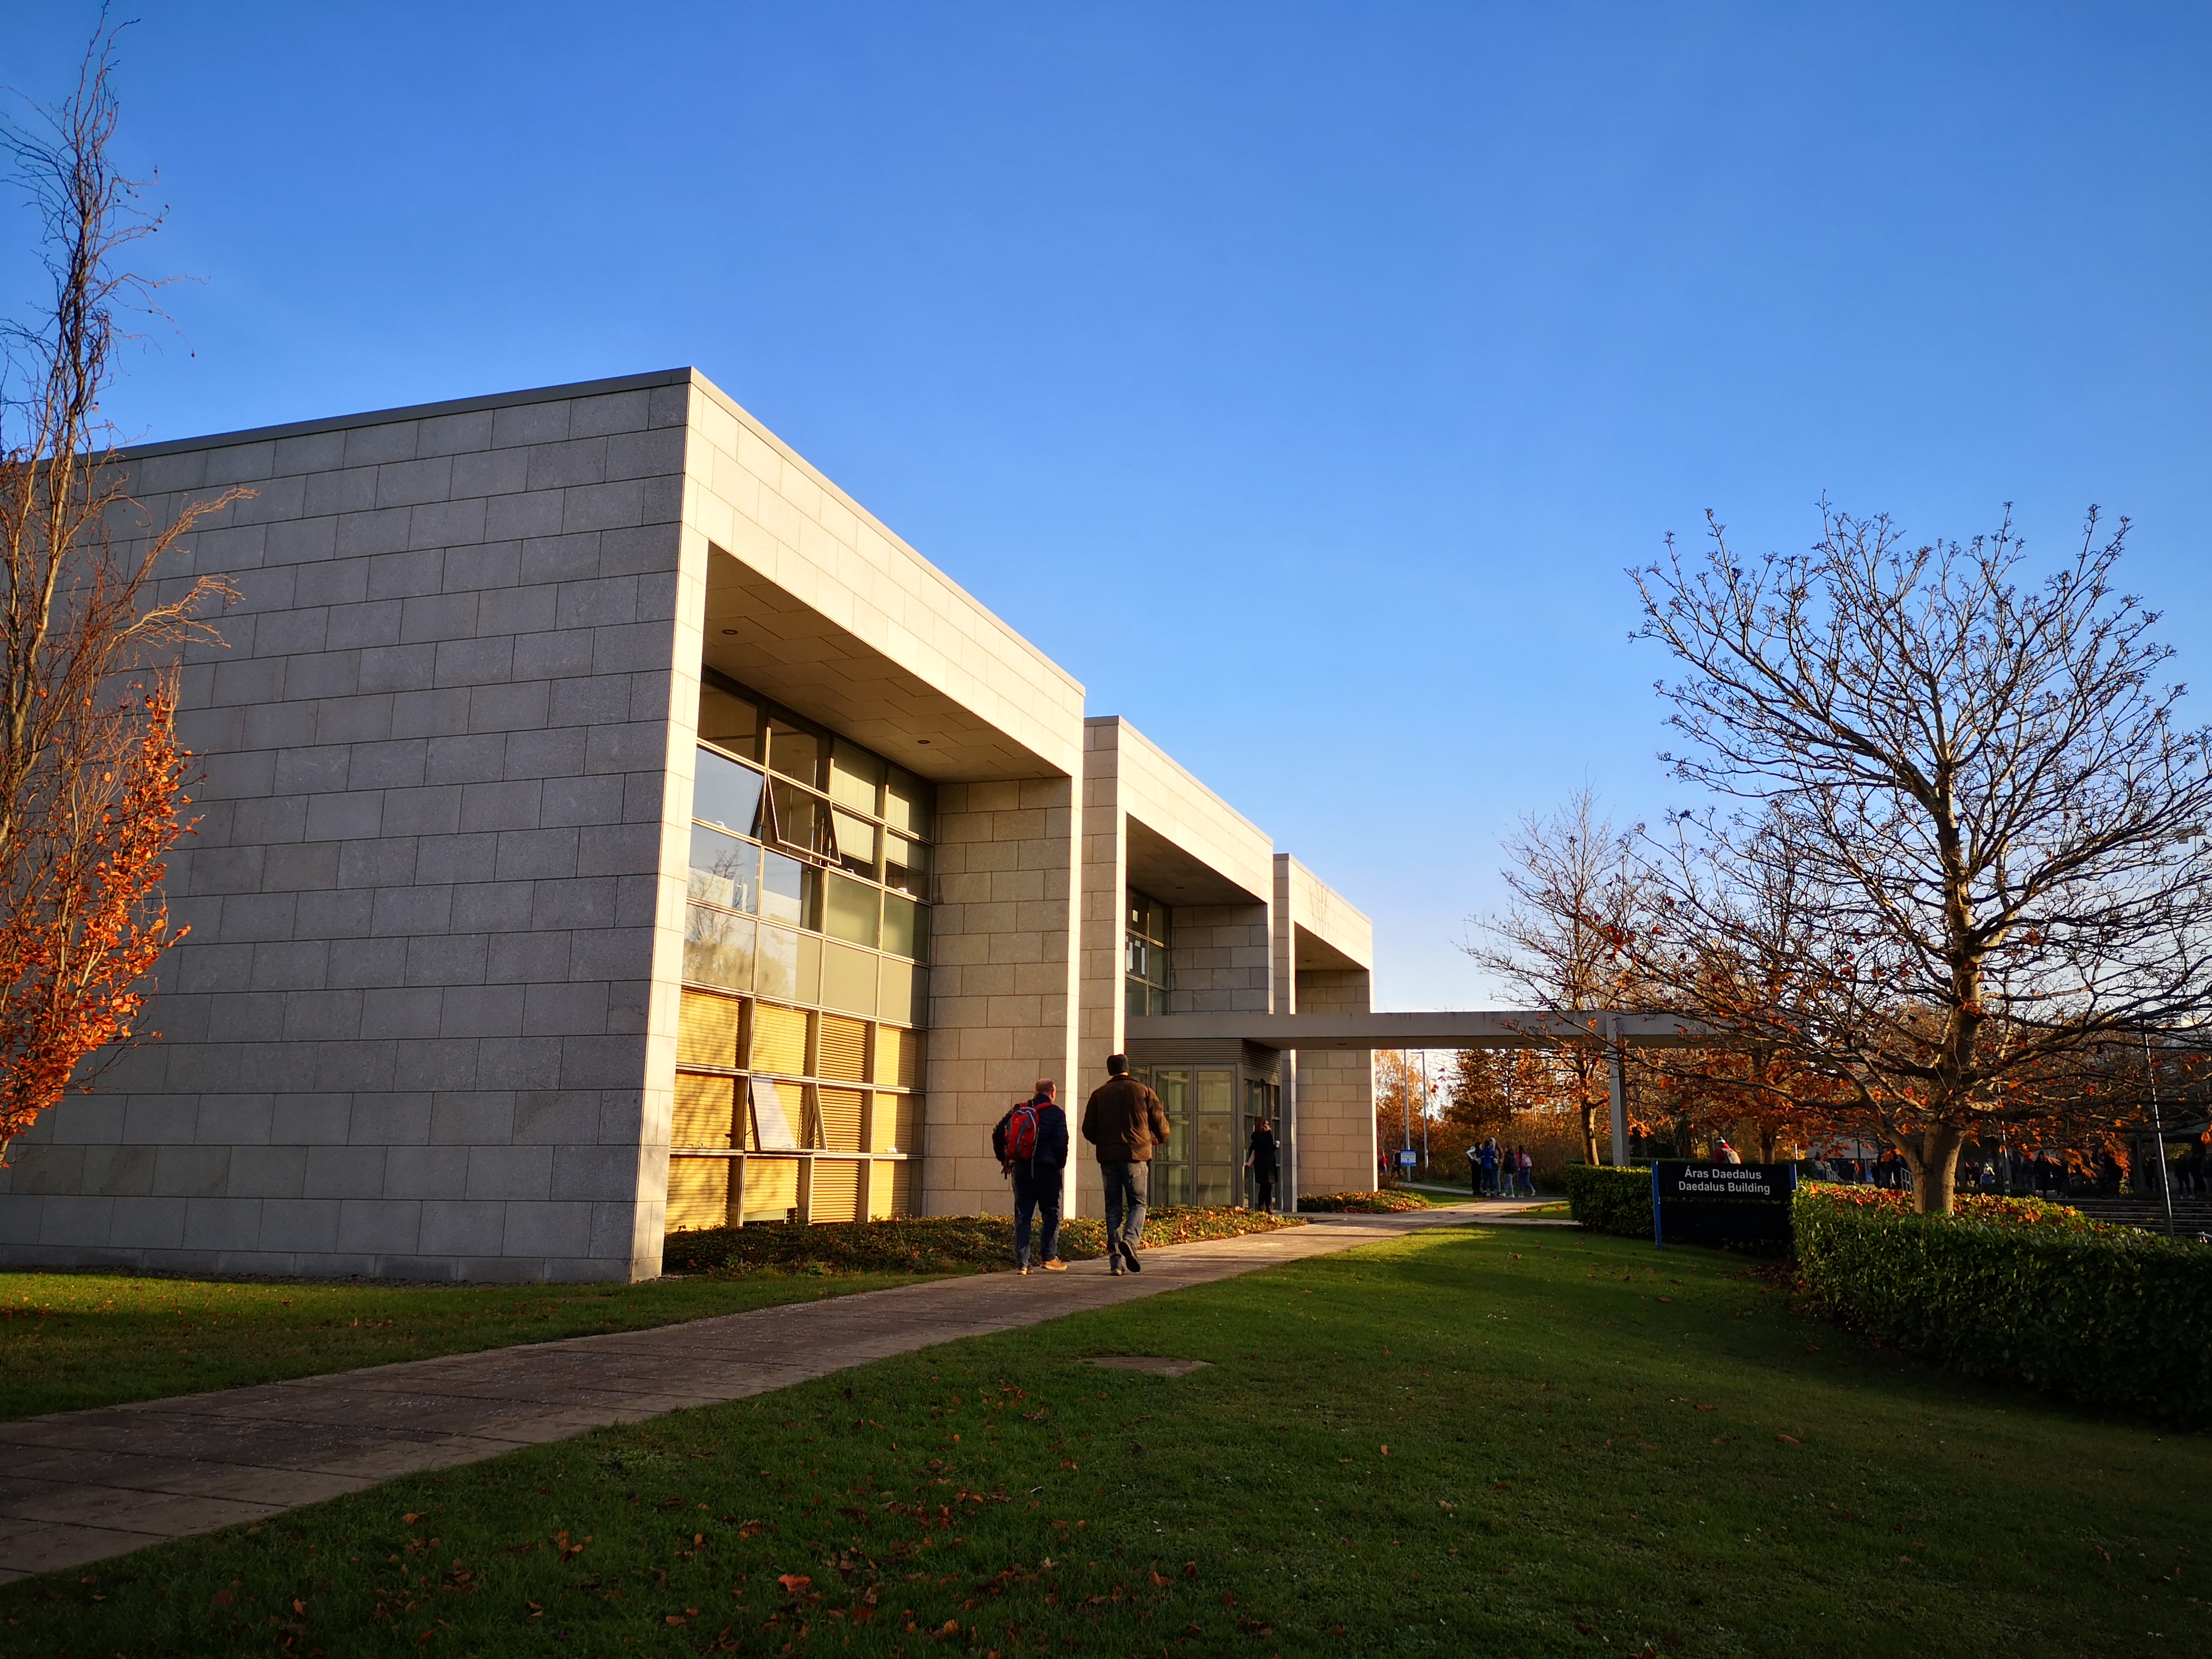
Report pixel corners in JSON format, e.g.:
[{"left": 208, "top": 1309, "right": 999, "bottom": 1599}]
[
  {"left": 755, "top": 923, "right": 801, "bottom": 1001},
  {"left": 824, "top": 872, "right": 881, "bottom": 948},
  {"left": 749, "top": 1076, "right": 801, "bottom": 1151},
  {"left": 829, "top": 741, "right": 885, "bottom": 815},
  {"left": 1124, "top": 887, "right": 1170, "bottom": 1015},
  {"left": 1155, "top": 1069, "right": 1192, "bottom": 1206},
  {"left": 688, "top": 825, "right": 758, "bottom": 913},
  {"left": 885, "top": 834, "right": 930, "bottom": 898},
  {"left": 683, "top": 906, "right": 755, "bottom": 993},
  {"left": 884, "top": 767, "right": 933, "bottom": 839},
  {"left": 767, "top": 779, "right": 826, "bottom": 860},
  {"left": 821, "top": 941, "right": 879, "bottom": 1016},
  {"left": 881, "top": 892, "right": 926, "bottom": 961},
  {"left": 831, "top": 810, "right": 879, "bottom": 879},
  {"left": 693, "top": 747, "right": 765, "bottom": 838},
  {"left": 877, "top": 956, "right": 916, "bottom": 1029},
  {"left": 760, "top": 850, "right": 816, "bottom": 930},
  {"left": 767, "top": 718, "right": 828, "bottom": 788},
  {"left": 698, "top": 685, "right": 760, "bottom": 757}
]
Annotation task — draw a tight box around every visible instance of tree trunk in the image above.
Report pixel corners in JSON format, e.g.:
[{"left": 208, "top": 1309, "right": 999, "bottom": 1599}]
[
  {"left": 1906, "top": 1124, "right": 1966, "bottom": 1215},
  {"left": 1579, "top": 1097, "right": 1599, "bottom": 1167}
]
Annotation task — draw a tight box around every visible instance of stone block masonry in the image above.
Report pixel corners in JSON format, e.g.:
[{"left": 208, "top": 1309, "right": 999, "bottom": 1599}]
[{"left": 0, "top": 373, "right": 698, "bottom": 1283}]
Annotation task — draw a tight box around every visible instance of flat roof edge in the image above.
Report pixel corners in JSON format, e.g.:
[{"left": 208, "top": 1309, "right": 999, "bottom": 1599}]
[
  {"left": 1276, "top": 851, "right": 1374, "bottom": 930},
  {"left": 686, "top": 370, "right": 1085, "bottom": 700},
  {"left": 111, "top": 368, "right": 700, "bottom": 461},
  {"left": 1088, "top": 714, "right": 1275, "bottom": 847}
]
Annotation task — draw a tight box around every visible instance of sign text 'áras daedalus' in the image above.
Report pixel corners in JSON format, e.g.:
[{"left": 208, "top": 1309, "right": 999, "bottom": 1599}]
[{"left": 1651, "top": 1161, "right": 1797, "bottom": 1248}]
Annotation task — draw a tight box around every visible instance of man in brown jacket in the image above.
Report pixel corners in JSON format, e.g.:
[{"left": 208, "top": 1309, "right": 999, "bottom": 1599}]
[{"left": 1080, "top": 1054, "right": 1171, "bottom": 1275}]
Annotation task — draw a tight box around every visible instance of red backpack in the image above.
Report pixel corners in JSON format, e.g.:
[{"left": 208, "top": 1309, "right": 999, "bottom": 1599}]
[{"left": 998, "top": 1102, "right": 1040, "bottom": 1162}]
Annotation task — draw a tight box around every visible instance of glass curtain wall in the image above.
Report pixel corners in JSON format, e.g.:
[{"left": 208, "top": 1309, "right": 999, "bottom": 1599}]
[{"left": 668, "top": 672, "right": 933, "bottom": 1231}]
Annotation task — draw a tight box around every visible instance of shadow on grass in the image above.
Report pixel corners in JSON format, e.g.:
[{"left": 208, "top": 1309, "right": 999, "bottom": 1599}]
[{"left": 0, "top": 1224, "right": 2198, "bottom": 1658}]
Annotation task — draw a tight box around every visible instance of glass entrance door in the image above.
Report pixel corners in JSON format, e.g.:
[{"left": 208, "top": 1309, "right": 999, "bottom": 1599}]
[
  {"left": 1132, "top": 1063, "right": 1269, "bottom": 1208},
  {"left": 1152, "top": 1068, "right": 1191, "bottom": 1206}
]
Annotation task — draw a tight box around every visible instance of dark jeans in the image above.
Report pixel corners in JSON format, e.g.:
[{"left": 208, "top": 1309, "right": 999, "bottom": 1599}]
[
  {"left": 1100, "top": 1160, "right": 1148, "bottom": 1253},
  {"left": 1013, "top": 1166, "right": 1063, "bottom": 1267},
  {"left": 1252, "top": 1166, "right": 1276, "bottom": 1212}
]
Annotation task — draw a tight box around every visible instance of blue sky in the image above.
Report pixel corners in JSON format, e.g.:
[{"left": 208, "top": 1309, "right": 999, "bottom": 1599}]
[{"left": 10, "top": 3, "right": 2211, "bottom": 1012}]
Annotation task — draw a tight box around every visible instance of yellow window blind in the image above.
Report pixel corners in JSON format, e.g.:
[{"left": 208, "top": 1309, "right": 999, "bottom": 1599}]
[
  {"left": 672, "top": 1073, "right": 736, "bottom": 1148},
  {"left": 817, "top": 1086, "right": 865, "bottom": 1152},
  {"left": 811, "top": 1158, "right": 862, "bottom": 1223},
  {"left": 875, "top": 1025, "right": 924, "bottom": 1090},
  {"left": 666, "top": 1157, "right": 730, "bottom": 1231},
  {"left": 866, "top": 1160, "right": 895, "bottom": 1219},
  {"left": 818, "top": 1013, "right": 869, "bottom": 1081},
  {"left": 742, "top": 1155, "right": 800, "bottom": 1221},
  {"left": 891, "top": 1094, "right": 925, "bottom": 1156},
  {"left": 751, "top": 1003, "right": 808, "bottom": 1076},
  {"left": 677, "top": 989, "right": 742, "bottom": 1069},
  {"left": 866, "top": 1092, "right": 896, "bottom": 1153}
]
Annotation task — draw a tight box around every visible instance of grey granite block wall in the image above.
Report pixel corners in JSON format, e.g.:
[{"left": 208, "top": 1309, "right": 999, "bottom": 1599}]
[{"left": 0, "top": 373, "right": 696, "bottom": 1282}]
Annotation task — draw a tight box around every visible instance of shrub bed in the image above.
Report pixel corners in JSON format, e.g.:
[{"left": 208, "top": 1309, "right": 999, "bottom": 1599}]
[
  {"left": 1794, "top": 1185, "right": 2212, "bottom": 1425},
  {"left": 1801, "top": 1182, "right": 2133, "bottom": 1234},
  {"left": 663, "top": 1207, "right": 1302, "bottom": 1277},
  {"left": 1562, "top": 1164, "right": 1653, "bottom": 1237},
  {"left": 1297, "top": 1190, "right": 1435, "bottom": 1213}
]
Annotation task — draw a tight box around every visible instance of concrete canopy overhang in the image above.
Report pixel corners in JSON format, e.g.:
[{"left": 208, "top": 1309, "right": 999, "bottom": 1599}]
[
  {"left": 1123, "top": 814, "right": 1266, "bottom": 908},
  {"left": 703, "top": 546, "right": 1063, "bottom": 783},
  {"left": 1292, "top": 923, "right": 1365, "bottom": 973},
  {"left": 1125, "top": 1010, "right": 1718, "bottom": 1050}
]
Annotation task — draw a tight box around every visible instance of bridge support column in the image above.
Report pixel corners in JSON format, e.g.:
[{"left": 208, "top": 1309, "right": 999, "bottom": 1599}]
[{"left": 1604, "top": 1015, "right": 1629, "bottom": 1166}]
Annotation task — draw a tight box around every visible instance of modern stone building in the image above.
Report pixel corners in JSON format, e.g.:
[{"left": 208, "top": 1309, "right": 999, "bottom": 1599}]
[{"left": 0, "top": 370, "right": 1378, "bottom": 1282}]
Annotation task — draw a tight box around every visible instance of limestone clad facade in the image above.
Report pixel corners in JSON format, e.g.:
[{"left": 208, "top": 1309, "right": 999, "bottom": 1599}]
[{"left": 0, "top": 370, "right": 1375, "bottom": 1281}]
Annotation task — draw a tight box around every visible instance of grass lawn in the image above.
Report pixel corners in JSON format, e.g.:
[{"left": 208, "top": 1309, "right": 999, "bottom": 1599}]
[
  {"left": 0, "top": 1271, "right": 926, "bottom": 1423},
  {"left": 1, "top": 1224, "right": 2204, "bottom": 1657}
]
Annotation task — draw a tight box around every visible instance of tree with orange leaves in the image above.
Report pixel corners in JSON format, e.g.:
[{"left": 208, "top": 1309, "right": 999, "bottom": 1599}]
[{"left": 0, "top": 22, "right": 240, "bottom": 1159}]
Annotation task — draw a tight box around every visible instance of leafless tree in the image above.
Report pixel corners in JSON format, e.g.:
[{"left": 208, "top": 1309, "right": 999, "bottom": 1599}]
[
  {"left": 0, "top": 17, "right": 239, "bottom": 1156},
  {"left": 1631, "top": 503, "right": 2212, "bottom": 1212},
  {"left": 1463, "top": 788, "right": 1652, "bottom": 1164}
]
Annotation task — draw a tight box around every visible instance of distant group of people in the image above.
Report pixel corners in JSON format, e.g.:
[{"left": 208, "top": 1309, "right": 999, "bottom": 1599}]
[
  {"left": 1807, "top": 1148, "right": 1915, "bottom": 1189},
  {"left": 1467, "top": 1137, "right": 1535, "bottom": 1199},
  {"left": 2174, "top": 1135, "right": 2211, "bottom": 1197}
]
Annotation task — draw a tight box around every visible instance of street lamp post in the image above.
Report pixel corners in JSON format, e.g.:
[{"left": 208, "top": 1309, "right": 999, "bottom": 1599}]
[{"left": 2145, "top": 1029, "right": 2177, "bottom": 1240}]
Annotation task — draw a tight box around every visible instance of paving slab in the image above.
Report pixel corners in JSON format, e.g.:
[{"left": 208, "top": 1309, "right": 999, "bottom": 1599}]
[{"left": 0, "top": 1203, "right": 1496, "bottom": 1582}]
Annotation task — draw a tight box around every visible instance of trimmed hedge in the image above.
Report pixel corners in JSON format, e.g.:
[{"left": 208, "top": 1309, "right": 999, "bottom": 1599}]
[
  {"left": 1794, "top": 1185, "right": 2212, "bottom": 1425},
  {"left": 1562, "top": 1164, "right": 1653, "bottom": 1238}
]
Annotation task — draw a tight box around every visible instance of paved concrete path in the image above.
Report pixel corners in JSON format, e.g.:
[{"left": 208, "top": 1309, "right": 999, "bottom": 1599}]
[{"left": 0, "top": 1202, "right": 1528, "bottom": 1583}]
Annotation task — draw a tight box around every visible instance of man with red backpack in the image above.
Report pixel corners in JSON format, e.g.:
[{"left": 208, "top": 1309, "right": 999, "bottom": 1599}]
[{"left": 994, "top": 1080, "right": 1070, "bottom": 1275}]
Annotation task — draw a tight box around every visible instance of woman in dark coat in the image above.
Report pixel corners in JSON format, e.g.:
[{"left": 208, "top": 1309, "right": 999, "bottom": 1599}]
[{"left": 1246, "top": 1119, "right": 1280, "bottom": 1214}]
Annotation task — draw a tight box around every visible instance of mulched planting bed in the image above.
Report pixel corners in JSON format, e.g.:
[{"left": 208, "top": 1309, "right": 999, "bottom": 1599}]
[
  {"left": 1296, "top": 1189, "right": 1437, "bottom": 1212},
  {"left": 663, "top": 1207, "right": 1303, "bottom": 1276}
]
